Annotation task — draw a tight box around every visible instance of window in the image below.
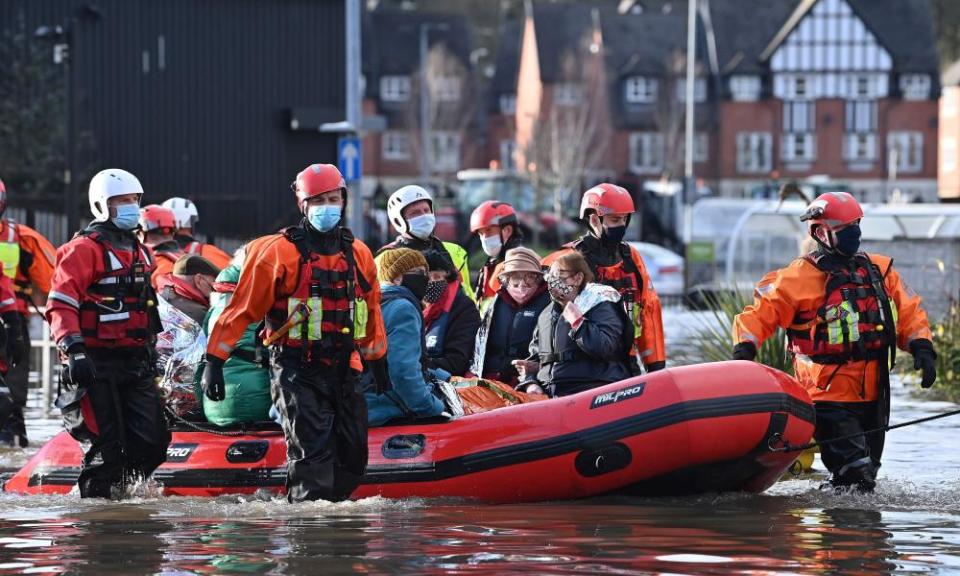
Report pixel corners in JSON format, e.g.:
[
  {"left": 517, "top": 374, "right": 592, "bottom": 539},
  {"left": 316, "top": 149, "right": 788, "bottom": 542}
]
[
  {"left": 499, "top": 94, "right": 516, "bottom": 115},
  {"left": 694, "top": 133, "right": 709, "bottom": 163},
  {"left": 380, "top": 75, "right": 411, "bottom": 102},
  {"left": 676, "top": 78, "right": 707, "bottom": 103},
  {"left": 500, "top": 139, "right": 517, "bottom": 171},
  {"left": 942, "top": 137, "right": 957, "bottom": 174},
  {"left": 625, "top": 76, "right": 658, "bottom": 103},
  {"left": 430, "top": 131, "right": 461, "bottom": 172},
  {"left": 888, "top": 131, "right": 924, "bottom": 173},
  {"left": 433, "top": 76, "right": 461, "bottom": 102},
  {"left": 843, "top": 133, "right": 877, "bottom": 162},
  {"left": 729, "top": 75, "right": 761, "bottom": 102},
  {"left": 628, "top": 132, "right": 664, "bottom": 174},
  {"left": 782, "top": 133, "right": 816, "bottom": 162},
  {"left": 736, "top": 132, "right": 772, "bottom": 174},
  {"left": 783, "top": 101, "right": 816, "bottom": 132},
  {"left": 554, "top": 83, "right": 583, "bottom": 106},
  {"left": 381, "top": 131, "right": 411, "bottom": 161},
  {"left": 900, "top": 74, "right": 931, "bottom": 101},
  {"left": 781, "top": 74, "right": 814, "bottom": 100},
  {"left": 844, "top": 100, "right": 877, "bottom": 133}
]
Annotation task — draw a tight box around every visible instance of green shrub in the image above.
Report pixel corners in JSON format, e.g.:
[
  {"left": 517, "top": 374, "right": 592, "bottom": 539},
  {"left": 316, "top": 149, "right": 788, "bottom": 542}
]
[
  {"left": 675, "top": 287, "right": 794, "bottom": 375},
  {"left": 931, "top": 302, "right": 960, "bottom": 401}
]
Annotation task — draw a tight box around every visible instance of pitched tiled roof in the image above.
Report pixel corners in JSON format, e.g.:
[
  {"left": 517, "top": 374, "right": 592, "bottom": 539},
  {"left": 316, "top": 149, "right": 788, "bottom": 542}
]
[{"left": 488, "top": 18, "right": 523, "bottom": 106}]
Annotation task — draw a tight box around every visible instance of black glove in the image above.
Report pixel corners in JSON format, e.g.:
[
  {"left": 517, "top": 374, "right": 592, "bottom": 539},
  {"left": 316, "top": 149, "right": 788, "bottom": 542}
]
[
  {"left": 368, "top": 357, "right": 391, "bottom": 395},
  {"left": 66, "top": 344, "right": 97, "bottom": 387},
  {"left": 910, "top": 339, "right": 937, "bottom": 389},
  {"left": 202, "top": 354, "right": 226, "bottom": 401},
  {"left": 732, "top": 341, "right": 758, "bottom": 362},
  {"left": 2, "top": 313, "right": 27, "bottom": 368},
  {"left": 645, "top": 361, "right": 666, "bottom": 373}
]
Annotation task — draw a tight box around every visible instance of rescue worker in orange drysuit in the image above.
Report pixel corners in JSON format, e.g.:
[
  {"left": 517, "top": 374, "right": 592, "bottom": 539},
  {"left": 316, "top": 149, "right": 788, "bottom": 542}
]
[
  {"left": 203, "top": 164, "right": 388, "bottom": 503},
  {"left": 542, "top": 184, "right": 665, "bottom": 374},
  {"left": 733, "top": 192, "right": 936, "bottom": 492}
]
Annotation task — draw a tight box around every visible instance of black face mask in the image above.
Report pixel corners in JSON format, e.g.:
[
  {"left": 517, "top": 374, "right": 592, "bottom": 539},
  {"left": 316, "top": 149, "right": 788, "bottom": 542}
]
[
  {"left": 834, "top": 224, "right": 861, "bottom": 257},
  {"left": 424, "top": 280, "right": 446, "bottom": 304},
  {"left": 602, "top": 225, "right": 627, "bottom": 245},
  {"left": 401, "top": 272, "right": 428, "bottom": 301}
]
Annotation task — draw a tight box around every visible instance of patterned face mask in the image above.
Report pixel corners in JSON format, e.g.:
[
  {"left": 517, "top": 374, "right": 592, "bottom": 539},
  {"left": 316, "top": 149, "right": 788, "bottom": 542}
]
[
  {"left": 423, "top": 279, "right": 447, "bottom": 304},
  {"left": 543, "top": 272, "right": 575, "bottom": 301}
]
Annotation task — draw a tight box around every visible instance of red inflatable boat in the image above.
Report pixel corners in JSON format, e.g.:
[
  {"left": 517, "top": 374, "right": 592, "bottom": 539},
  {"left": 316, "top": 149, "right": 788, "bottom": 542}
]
[{"left": 4, "top": 361, "right": 813, "bottom": 502}]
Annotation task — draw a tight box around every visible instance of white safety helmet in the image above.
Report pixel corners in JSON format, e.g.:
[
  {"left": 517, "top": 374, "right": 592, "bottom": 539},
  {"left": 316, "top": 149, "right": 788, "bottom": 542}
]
[
  {"left": 88, "top": 169, "right": 144, "bottom": 222},
  {"left": 387, "top": 185, "right": 433, "bottom": 235},
  {"left": 161, "top": 197, "right": 199, "bottom": 229}
]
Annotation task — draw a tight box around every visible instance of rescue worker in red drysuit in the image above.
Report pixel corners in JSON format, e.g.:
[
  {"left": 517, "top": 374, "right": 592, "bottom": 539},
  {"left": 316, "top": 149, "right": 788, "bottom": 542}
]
[
  {"left": 0, "top": 177, "right": 56, "bottom": 447},
  {"left": 733, "top": 192, "right": 936, "bottom": 492},
  {"left": 542, "top": 184, "right": 666, "bottom": 374},
  {"left": 46, "top": 168, "right": 171, "bottom": 499},
  {"left": 138, "top": 204, "right": 184, "bottom": 288},
  {"left": 470, "top": 200, "right": 524, "bottom": 312},
  {"left": 161, "top": 197, "right": 232, "bottom": 269},
  {"left": 203, "top": 163, "right": 388, "bottom": 503}
]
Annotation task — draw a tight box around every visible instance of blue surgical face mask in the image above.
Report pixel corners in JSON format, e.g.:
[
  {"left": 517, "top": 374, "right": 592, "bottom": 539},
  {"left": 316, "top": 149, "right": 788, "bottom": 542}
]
[
  {"left": 307, "top": 204, "right": 342, "bottom": 232},
  {"left": 407, "top": 213, "right": 436, "bottom": 240},
  {"left": 111, "top": 203, "right": 140, "bottom": 230},
  {"left": 834, "top": 224, "right": 861, "bottom": 256}
]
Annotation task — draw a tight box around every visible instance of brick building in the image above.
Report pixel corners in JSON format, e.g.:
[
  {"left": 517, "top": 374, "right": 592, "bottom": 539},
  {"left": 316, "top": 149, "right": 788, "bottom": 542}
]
[{"left": 489, "top": 0, "right": 940, "bottom": 206}]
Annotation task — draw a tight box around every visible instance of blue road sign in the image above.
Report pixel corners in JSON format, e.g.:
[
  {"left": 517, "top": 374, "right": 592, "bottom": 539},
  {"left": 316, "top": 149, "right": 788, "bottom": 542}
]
[{"left": 338, "top": 136, "right": 362, "bottom": 181}]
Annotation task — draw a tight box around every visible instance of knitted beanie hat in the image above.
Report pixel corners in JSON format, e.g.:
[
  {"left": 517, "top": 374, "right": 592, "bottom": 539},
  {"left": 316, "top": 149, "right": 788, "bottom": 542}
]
[{"left": 377, "top": 247, "right": 428, "bottom": 283}]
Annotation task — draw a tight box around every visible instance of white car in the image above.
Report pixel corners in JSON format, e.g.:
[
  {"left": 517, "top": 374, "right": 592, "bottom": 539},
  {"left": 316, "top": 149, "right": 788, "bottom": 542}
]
[{"left": 628, "top": 242, "right": 685, "bottom": 298}]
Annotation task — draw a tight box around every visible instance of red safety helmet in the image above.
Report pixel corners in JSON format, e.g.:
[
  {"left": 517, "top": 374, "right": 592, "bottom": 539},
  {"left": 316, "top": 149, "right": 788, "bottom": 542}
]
[
  {"left": 800, "top": 192, "right": 863, "bottom": 248},
  {"left": 579, "top": 183, "right": 635, "bottom": 219},
  {"left": 294, "top": 164, "right": 346, "bottom": 210},
  {"left": 0, "top": 178, "right": 6, "bottom": 218},
  {"left": 139, "top": 204, "right": 178, "bottom": 234},
  {"left": 470, "top": 200, "right": 518, "bottom": 233}
]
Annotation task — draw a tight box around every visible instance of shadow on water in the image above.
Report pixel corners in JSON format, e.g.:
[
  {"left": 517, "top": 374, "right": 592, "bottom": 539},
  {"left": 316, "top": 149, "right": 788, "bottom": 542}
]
[{"left": 1, "top": 481, "right": 959, "bottom": 575}]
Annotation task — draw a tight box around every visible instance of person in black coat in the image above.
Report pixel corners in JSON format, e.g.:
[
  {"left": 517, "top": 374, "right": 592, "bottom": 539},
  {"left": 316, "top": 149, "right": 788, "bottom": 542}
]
[
  {"left": 515, "top": 251, "right": 633, "bottom": 397},
  {"left": 422, "top": 250, "right": 481, "bottom": 377}
]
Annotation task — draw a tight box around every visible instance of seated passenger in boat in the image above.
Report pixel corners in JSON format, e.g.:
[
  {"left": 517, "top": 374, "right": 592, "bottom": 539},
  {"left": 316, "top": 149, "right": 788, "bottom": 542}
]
[
  {"left": 421, "top": 249, "right": 481, "bottom": 377},
  {"left": 156, "top": 255, "right": 220, "bottom": 325},
  {"left": 515, "top": 252, "right": 633, "bottom": 397},
  {"left": 365, "top": 248, "right": 446, "bottom": 426},
  {"left": 470, "top": 247, "right": 550, "bottom": 387},
  {"left": 202, "top": 248, "right": 272, "bottom": 426}
]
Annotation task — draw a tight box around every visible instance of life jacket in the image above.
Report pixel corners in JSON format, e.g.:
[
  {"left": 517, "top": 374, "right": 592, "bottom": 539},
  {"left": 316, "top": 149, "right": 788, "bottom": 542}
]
[
  {"left": 787, "top": 252, "right": 898, "bottom": 366},
  {"left": 568, "top": 239, "right": 644, "bottom": 339},
  {"left": 77, "top": 229, "right": 159, "bottom": 348},
  {"left": 182, "top": 239, "right": 203, "bottom": 255},
  {"left": 264, "top": 226, "right": 371, "bottom": 361},
  {"left": 152, "top": 242, "right": 184, "bottom": 265},
  {"left": 486, "top": 289, "right": 549, "bottom": 378},
  {"left": 0, "top": 219, "right": 36, "bottom": 305}
]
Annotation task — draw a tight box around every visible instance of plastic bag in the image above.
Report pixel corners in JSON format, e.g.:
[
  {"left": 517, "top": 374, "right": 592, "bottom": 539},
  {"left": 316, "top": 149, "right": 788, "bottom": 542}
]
[{"left": 155, "top": 295, "right": 207, "bottom": 418}]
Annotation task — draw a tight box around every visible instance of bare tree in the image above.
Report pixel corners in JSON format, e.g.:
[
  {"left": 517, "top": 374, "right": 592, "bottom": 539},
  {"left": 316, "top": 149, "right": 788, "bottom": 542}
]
[
  {"left": 657, "top": 50, "right": 704, "bottom": 181},
  {"left": 406, "top": 43, "right": 477, "bottom": 187},
  {"left": 521, "top": 14, "right": 612, "bottom": 246}
]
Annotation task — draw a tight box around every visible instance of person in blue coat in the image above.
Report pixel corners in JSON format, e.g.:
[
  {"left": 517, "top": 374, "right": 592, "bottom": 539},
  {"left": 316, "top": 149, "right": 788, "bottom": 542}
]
[{"left": 365, "top": 248, "right": 445, "bottom": 426}]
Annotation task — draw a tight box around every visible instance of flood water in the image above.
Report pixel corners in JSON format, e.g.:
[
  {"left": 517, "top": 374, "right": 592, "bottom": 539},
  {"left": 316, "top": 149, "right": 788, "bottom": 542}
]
[{"left": 1, "top": 311, "right": 958, "bottom": 574}]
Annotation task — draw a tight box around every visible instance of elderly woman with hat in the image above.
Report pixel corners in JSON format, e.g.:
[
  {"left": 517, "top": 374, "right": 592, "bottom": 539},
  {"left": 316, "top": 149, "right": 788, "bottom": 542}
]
[{"left": 469, "top": 247, "right": 551, "bottom": 387}]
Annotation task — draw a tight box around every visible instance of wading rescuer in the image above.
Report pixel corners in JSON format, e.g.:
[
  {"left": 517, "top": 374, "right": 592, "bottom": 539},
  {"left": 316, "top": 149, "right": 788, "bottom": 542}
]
[
  {"left": 202, "top": 163, "right": 387, "bottom": 503},
  {"left": 542, "top": 184, "right": 665, "bottom": 374},
  {"left": 46, "top": 169, "right": 171, "bottom": 499},
  {"left": 470, "top": 200, "right": 524, "bottom": 311},
  {"left": 377, "top": 185, "right": 475, "bottom": 302},
  {"left": 0, "top": 177, "right": 56, "bottom": 447},
  {"left": 733, "top": 192, "right": 937, "bottom": 492},
  {"left": 161, "top": 197, "right": 231, "bottom": 269}
]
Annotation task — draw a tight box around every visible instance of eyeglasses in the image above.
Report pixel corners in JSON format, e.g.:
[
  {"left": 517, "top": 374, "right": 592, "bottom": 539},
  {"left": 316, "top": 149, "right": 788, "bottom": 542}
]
[{"left": 503, "top": 273, "right": 540, "bottom": 287}]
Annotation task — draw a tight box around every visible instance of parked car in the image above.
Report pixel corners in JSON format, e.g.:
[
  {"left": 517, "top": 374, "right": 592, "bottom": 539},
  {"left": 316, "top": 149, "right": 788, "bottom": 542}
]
[{"left": 628, "top": 241, "right": 684, "bottom": 298}]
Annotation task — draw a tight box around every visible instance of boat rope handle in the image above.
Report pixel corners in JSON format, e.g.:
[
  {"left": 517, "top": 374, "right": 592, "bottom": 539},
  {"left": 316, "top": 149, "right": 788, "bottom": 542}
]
[
  {"left": 163, "top": 406, "right": 279, "bottom": 438},
  {"left": 768, "top": 407, "right": 960, "bottom": 453}
]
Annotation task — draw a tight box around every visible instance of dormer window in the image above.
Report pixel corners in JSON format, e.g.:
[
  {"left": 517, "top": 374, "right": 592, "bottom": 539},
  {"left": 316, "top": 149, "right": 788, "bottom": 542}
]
[
  {"left": 624, "top": 76, "right": 658, "bottom": 104},
  {"left": 729, "top": 75, "right": 761, "bottom": 102},
  {"left": 381, "top": 76, "right": 411, "bottom": 102},
  {"left": 900, "top": 74, "right": 931, "bottom": 101}
]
